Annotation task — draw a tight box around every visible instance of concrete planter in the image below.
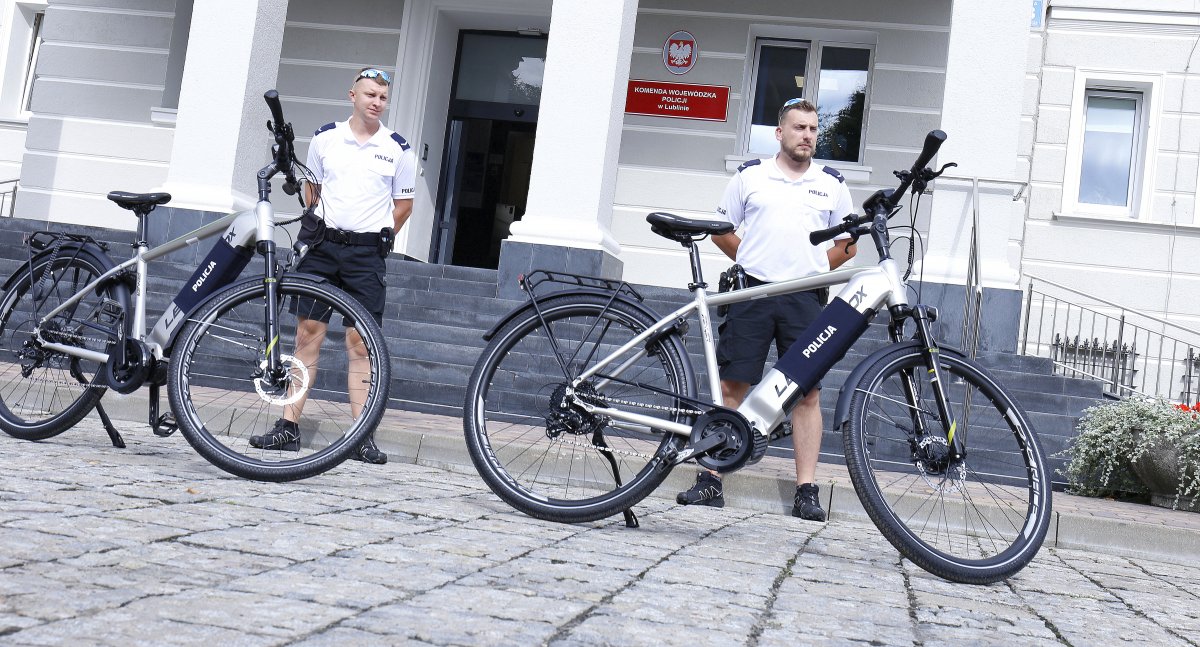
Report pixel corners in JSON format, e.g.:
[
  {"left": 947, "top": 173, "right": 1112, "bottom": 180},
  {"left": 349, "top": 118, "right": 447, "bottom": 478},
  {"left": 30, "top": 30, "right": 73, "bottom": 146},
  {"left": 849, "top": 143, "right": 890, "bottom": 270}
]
[{"left": 1131, "top": 434, "right": 1200, "bottom": 512}]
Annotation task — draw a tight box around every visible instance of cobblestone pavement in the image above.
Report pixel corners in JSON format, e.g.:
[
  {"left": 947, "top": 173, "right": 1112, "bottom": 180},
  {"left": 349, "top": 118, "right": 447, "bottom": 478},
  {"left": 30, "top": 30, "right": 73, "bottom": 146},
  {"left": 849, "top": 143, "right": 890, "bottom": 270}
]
[{"left": 2, "top": 418, "right": 1199, "bottom": 647}]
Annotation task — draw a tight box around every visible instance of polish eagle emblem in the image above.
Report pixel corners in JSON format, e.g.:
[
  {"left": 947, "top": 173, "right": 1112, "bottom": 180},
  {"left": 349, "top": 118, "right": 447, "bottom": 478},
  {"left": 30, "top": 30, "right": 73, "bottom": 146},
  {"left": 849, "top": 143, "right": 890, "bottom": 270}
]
[{"left": 668, "top": 41, "right": 692, "bottom": 67}]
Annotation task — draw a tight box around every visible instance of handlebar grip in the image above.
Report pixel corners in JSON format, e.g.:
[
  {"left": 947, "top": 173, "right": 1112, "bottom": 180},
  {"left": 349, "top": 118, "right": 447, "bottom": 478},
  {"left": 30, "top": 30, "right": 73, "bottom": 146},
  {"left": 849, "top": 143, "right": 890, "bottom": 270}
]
[
  {"left": 264, "top": 89, "right": 286, "bottom": 128},
  {"left": 809, "top": 223, "right": 847, "bottom": 246},
  {"left": 910, "top": 129, "right": 947, "bottom": 174}
]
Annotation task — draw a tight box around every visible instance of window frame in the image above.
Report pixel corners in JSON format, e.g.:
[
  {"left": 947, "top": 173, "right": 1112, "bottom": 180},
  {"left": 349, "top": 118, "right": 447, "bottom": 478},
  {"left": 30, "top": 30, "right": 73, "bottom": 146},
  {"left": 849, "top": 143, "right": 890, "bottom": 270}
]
[
  {"left": 0, "top": 1, "right": 48, "bottom": 121},
  {"left": 737, "top": 27, "right": 875, "bottom": 166},
  {"left": 1061, "top": 70, "right": 1161, "bottom": 220}
]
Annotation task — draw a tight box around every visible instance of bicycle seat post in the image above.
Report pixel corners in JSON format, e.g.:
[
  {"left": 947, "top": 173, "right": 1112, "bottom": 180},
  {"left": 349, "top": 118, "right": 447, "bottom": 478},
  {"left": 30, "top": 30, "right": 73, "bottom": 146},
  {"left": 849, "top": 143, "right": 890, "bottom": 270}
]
[{"left": 686, "top": 240, "right": 706, "bottom": 291}]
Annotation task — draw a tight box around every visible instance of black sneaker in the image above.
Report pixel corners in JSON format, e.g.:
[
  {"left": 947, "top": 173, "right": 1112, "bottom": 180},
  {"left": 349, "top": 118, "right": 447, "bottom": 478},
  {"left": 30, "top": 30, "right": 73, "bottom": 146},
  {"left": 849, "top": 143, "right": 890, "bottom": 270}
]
[
  {"left": 350, "top": 436, "right": 387, "bottom": 465},
  {"left": 249, "top": 419, "right": 301, "bottom": 451},
  {"left": 792, "top": 483, "right": 826, "bottom": 522},
  {"left": 676, "top": 472, "right": 724, "bottom": 507}
]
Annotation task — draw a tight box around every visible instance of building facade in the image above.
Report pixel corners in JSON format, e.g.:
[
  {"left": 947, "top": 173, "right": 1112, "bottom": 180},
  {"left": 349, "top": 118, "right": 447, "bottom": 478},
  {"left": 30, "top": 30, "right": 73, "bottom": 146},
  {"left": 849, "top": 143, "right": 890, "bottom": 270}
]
[{"left": 1, "top": 0, "right": 1194, "bottom": 356}]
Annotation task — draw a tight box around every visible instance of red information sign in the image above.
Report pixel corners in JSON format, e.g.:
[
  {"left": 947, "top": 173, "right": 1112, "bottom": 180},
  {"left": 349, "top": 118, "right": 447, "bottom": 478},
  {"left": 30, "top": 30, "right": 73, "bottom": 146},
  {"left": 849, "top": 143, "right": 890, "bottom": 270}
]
[{"left": 625, "top": 79, "right": 729, "bottom": 122}]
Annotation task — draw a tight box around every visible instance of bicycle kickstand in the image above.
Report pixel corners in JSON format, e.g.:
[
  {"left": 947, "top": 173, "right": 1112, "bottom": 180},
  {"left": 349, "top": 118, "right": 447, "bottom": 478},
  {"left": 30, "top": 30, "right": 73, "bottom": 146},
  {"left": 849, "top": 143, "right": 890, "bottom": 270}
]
[
  {"left": 69, "top": 363, "right": 125, "bottom": 448},
  {"left": 94, "top": 400, "right": 126, "bottom": 449},
  {"left": 591, "top": 431, "right": 639, "bottom": 528}
]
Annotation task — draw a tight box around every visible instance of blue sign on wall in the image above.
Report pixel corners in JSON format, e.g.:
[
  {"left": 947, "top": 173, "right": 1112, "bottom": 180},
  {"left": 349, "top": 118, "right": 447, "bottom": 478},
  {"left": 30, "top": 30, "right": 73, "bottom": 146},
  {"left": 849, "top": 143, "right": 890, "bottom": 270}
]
[{"left": 1031, "top": 0, "right": 1046, "bottom": 29}]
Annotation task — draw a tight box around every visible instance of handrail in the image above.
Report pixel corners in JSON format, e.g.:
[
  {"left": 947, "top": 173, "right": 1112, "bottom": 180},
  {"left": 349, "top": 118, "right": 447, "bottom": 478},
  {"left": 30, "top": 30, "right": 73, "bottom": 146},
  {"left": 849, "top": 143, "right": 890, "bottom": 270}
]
[
  {"left": 1020, "top": 274, "right": 1200, "bottom": 405},
  {"left": 0, "top": 178, "right": 16, "bottom": 218},
  {"left": 932, "top": 175, "right": 1029, "bottom": 358},
  {"left": 1024, "top": 273, "right": 1200, "bottom": 340}
]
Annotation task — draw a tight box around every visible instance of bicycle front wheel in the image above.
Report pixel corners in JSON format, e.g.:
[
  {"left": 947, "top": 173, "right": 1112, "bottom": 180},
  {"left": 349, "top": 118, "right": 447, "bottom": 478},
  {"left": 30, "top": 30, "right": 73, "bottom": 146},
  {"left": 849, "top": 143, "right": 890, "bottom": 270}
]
[
  {"left": 843, "top": 343, "right": 1052, "bottom": 584},
  {"left": 465, "top": 293, "right": 696, "bottom": 523},
  {"left": 168, "top": 276, "right": 391, "bottom": 482},
  {"left": 0, "top": 250, "right": 116, "bottom": 439}
]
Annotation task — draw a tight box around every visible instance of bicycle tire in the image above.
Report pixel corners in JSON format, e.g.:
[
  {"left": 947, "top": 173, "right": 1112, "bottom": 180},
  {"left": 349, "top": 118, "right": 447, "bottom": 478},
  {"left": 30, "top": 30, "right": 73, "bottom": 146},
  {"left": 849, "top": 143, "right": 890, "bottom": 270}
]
[
  {"left": 0, "top": 250, "right": 117, "bottom": 439},
  {"left": 168, "top": 276, "right": 391, "bottom": 482},
  {"left": 842, "top": 343, "right": 1052, "bottom": 584},
  {"left": 464, "top": 292, "right": 695, "bottom": 523}
]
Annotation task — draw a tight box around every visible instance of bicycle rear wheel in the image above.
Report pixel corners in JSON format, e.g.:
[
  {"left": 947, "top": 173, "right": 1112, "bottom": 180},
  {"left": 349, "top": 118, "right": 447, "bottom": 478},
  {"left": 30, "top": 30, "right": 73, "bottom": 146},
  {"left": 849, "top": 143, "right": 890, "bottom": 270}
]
[
  {"left": 843, "top": 343, "right": 1052, "bottom": 584},
  {"left": 168, "top": 276, "right": 391, "bottom": 482},
  {"left": 0, "top": 250, "right": 117, "bottom": 439},
  {"left": 464, "top": 292, "right": 695, "bottom": 523}
]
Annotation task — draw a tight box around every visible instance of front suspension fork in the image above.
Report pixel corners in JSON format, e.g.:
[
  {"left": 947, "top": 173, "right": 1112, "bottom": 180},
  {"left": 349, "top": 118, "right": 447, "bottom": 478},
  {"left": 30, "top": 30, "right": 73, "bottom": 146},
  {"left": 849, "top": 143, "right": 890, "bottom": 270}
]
[
  {"left": 892, "top": 306, "right": 962, "bottom": 460},
  {"left": 259, "top": 240, "right": 285, "bottom": 380}
]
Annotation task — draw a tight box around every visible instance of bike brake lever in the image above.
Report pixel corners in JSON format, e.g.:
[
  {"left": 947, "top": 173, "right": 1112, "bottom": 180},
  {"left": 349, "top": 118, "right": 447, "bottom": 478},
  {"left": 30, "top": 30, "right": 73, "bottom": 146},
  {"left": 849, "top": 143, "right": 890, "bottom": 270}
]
[{"left": 930, "top": 162, "right": 957, "bottom": 178}]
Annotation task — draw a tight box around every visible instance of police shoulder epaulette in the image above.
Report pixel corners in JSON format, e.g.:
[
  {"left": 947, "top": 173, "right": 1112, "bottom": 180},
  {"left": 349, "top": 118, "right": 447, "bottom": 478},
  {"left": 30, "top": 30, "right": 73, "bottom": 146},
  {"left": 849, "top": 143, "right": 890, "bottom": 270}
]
[
  {"left": 736, "top": 158, "right": 762, "bottom": 173},
  {"left": 822, "top": 165, "right": 845, "bottom": 183},
  {"left": 313, "top": 122, "right": 336, "bottom": 137},
  {"left": 390, "top": 132, "right": 411, "bottom": 151}
]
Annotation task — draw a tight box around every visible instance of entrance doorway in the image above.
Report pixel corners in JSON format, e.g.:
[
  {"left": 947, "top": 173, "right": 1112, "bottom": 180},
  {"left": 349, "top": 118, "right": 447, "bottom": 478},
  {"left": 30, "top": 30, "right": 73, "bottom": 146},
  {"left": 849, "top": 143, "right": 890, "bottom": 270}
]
[{"left": 432, "top": 31, "right": 546, "bottom": 269}]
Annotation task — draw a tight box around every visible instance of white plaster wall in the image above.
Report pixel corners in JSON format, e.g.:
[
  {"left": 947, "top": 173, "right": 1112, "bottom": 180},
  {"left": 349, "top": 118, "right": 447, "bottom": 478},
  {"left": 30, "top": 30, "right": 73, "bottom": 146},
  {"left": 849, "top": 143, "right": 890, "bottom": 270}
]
[
  {"left": 1021, "top": 2, "right": 1200, "bottom": 333},
  {"left": 14, "top": 0, "right": 176, "bottom": 226}
]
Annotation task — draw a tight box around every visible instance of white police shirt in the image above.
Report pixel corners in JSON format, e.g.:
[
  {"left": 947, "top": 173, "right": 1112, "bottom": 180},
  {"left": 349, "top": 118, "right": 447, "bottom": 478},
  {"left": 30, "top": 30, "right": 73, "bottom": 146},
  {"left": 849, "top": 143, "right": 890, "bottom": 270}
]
[
  {"left": 715, "top": 156, "right": 854, "bottom": 283},
  {"left": 307, "top": 120, "right": 417, "bottom": 233}
]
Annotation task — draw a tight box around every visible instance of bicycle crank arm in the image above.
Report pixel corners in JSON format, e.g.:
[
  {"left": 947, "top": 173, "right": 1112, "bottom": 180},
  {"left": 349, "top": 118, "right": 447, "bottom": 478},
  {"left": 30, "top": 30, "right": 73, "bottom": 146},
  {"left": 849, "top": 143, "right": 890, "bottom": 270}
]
[{"left": 668, "top": 430, "right": 728, "bottom": 465}]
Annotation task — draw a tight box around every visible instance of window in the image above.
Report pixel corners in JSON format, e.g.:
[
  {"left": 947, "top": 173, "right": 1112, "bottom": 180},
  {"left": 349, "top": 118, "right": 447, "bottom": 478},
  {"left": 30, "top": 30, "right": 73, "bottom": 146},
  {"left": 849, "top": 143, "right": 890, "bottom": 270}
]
[
  {"left": 0, "top": 2, "right": 48, "bottom": 119},
  {"left": 1061, "top": 72, "right": 1160, "bottom": 220},
  {"left": 1077, "top": 90, "right": 1140, "bottom": 209},
  {"left": 745, "top": 38, "right": 872, "bottom": 163},
  {"left": 19, "top": 11, "right": 43, "bottom": 112}
]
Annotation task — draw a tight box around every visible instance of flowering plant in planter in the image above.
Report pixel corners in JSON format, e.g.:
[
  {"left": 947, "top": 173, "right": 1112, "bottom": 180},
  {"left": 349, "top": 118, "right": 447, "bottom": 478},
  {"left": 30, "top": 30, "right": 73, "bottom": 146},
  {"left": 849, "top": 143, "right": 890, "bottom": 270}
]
[{"left": 1061, "top": 397, "right": 1200, "bottom": 510}]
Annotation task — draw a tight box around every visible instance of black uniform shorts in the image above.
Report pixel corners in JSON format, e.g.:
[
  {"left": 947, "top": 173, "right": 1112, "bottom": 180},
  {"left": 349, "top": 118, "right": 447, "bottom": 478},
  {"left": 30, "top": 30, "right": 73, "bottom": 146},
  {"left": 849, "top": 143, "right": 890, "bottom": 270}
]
[
  {"left": 291, "top": 239, "right": 386, "bottom": 327},
  {"left": 716, "top": 289, "right": 824, "bottom": 386}
]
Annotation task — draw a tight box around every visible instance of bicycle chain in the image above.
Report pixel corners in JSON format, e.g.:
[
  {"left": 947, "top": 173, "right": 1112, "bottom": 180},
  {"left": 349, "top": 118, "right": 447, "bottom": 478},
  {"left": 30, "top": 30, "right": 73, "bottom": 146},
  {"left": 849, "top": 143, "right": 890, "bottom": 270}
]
[
  {"left": 575, "top": 391, "right": 703, "bottom": 419},
  {"left": 548, "top": 391, "right": 702, "bottom": 460}
]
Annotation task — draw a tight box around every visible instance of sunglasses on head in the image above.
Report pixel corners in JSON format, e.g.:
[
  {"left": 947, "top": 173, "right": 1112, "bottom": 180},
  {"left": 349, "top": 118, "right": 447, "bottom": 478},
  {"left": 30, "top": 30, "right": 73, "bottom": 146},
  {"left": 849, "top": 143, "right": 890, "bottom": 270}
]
[
  {"left": 783, "top": 97, "right": 804, "bottom": 107},
  {"left": 357, "top": 68, "right": 392, "bottom": 84}
]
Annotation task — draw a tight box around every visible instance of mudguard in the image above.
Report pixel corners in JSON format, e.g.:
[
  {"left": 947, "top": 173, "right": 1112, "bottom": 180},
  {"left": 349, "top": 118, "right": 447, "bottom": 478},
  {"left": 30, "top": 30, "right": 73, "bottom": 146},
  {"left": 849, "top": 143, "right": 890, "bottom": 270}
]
[
  {"left": 3, "top": 241, "right": 133, "bottom": 335},
  {"left": 832, "top": 340, "right": 968, "bottom": 430}
]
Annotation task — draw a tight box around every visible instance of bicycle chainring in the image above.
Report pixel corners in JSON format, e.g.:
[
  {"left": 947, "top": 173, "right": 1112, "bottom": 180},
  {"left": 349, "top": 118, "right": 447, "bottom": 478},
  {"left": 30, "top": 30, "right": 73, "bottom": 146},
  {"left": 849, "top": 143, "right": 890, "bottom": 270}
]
[
  {"left": 692, "top": 409, "right": 755, "bottom": 473},
  {"left": 102, "top": 338, "right": 151, "bottom": 394}
]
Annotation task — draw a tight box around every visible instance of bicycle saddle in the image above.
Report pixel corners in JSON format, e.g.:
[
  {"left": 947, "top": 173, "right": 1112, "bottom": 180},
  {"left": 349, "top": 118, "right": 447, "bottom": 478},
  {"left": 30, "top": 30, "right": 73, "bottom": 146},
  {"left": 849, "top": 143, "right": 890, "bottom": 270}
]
[
  {"left": 107, "top": 191, "right": 172, "bottom": 212},
  {"left": 647, "top": 211, "right": 734, "bottom": 243}
]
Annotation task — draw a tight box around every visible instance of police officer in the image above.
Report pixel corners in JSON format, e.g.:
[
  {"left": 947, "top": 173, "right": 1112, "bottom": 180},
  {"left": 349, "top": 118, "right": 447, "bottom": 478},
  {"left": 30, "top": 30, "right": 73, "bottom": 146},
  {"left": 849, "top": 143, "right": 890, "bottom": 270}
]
[
  {"left": 249, "top": 67, "right": 416, "bottom": 464},
  {"left": 676, "top": 98, "right": 856, "bottom": 519}
]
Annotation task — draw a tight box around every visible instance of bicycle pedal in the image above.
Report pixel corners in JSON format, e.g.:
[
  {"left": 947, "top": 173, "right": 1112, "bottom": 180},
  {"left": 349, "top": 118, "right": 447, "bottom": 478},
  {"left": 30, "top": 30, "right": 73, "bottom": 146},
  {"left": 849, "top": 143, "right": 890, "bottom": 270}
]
[{"left": 152, "top": 413, "right": 178, "bottom": 437}]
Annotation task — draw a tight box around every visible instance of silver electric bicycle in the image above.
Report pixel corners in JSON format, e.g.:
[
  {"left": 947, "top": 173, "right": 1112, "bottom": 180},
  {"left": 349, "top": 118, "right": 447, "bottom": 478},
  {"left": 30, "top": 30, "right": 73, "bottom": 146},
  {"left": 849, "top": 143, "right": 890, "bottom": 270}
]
[
  {"left": 464, "top": 131, "right": 1052, "bottom": 584},
  {"left": 0, "top": 90, "right": 391, "bottom": 482}
]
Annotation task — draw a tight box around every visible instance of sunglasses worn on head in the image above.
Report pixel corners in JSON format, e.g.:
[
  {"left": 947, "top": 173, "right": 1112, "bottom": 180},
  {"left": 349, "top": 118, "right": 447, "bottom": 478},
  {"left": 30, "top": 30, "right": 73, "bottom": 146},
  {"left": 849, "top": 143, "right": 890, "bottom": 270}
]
[
  {"left": 783, "top": 97, "right": 804, "bottom": 107},
  {"left": 357, "top": 68, "right": 392, "bottom": 84}
]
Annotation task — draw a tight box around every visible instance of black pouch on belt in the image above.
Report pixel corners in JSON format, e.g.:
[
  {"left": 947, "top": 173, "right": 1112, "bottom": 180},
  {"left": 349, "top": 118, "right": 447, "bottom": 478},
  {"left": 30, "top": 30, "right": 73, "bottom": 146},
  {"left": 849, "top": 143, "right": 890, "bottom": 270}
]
[
  {"left": 378, "top": 227, "right": 393, "bottom": 258},
  {"left": 298, "top": 207, "right": 326, "bottom": 246},
  {"left": 717, "top": 264, "right": 747, "bottom": 317}
]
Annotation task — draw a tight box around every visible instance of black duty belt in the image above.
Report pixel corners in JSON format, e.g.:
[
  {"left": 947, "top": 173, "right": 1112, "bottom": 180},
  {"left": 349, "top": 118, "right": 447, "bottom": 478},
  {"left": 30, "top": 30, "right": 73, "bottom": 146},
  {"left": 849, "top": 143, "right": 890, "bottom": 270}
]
[{"left": 325, "top": 228, "right": 381, "bottom": 246}]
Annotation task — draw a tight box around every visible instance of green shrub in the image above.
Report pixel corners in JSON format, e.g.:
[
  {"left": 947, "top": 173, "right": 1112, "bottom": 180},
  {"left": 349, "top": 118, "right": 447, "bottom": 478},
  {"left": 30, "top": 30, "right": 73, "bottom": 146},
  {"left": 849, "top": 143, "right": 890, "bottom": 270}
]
[{"left": 1060, "top": 397, "right": 1200, "bottom": 503}]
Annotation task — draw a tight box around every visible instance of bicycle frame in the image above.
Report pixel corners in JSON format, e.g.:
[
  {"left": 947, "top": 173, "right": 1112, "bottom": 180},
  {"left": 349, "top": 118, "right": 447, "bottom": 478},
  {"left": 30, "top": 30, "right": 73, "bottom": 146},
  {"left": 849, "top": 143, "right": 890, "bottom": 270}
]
[
  {"left": 32, "top": 204, "right": 271, "bottom": 366},
  {"left": 572, "top": 256, "right": 910, "bottom": 442}
]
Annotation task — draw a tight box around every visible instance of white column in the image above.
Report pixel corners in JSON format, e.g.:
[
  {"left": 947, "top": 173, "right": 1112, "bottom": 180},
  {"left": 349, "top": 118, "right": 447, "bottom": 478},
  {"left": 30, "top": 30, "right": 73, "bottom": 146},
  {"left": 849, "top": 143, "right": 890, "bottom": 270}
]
[
  {"left": 160, "top": 0, "right": 288, "bottom": 213},
  {"left": 506, "top": 0, "right": 638, "bottom": 256},
  {"left": 921, "top": 1, "right": 1032, "bottom": 289}
]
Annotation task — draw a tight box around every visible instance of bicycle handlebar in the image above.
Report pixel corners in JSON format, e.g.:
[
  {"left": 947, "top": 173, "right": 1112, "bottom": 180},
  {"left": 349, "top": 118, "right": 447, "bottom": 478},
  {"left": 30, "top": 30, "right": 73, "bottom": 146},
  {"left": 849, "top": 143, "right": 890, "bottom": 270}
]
[
  {"left": 807, "top": 130, "right": 948, "bottom": 246},
  {"left": 264, "top": 89, "right": 286, "bottom": 129},
  {"left": 260, "top": 89, "right": 300, "bottom": 198}
]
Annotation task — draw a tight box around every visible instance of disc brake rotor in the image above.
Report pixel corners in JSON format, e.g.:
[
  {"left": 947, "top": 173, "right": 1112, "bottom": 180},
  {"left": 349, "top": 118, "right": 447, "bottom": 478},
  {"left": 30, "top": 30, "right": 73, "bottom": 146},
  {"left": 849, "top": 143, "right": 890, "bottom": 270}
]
[{"left": 255, "top": 354, "right": 309, "bottom": 405}]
